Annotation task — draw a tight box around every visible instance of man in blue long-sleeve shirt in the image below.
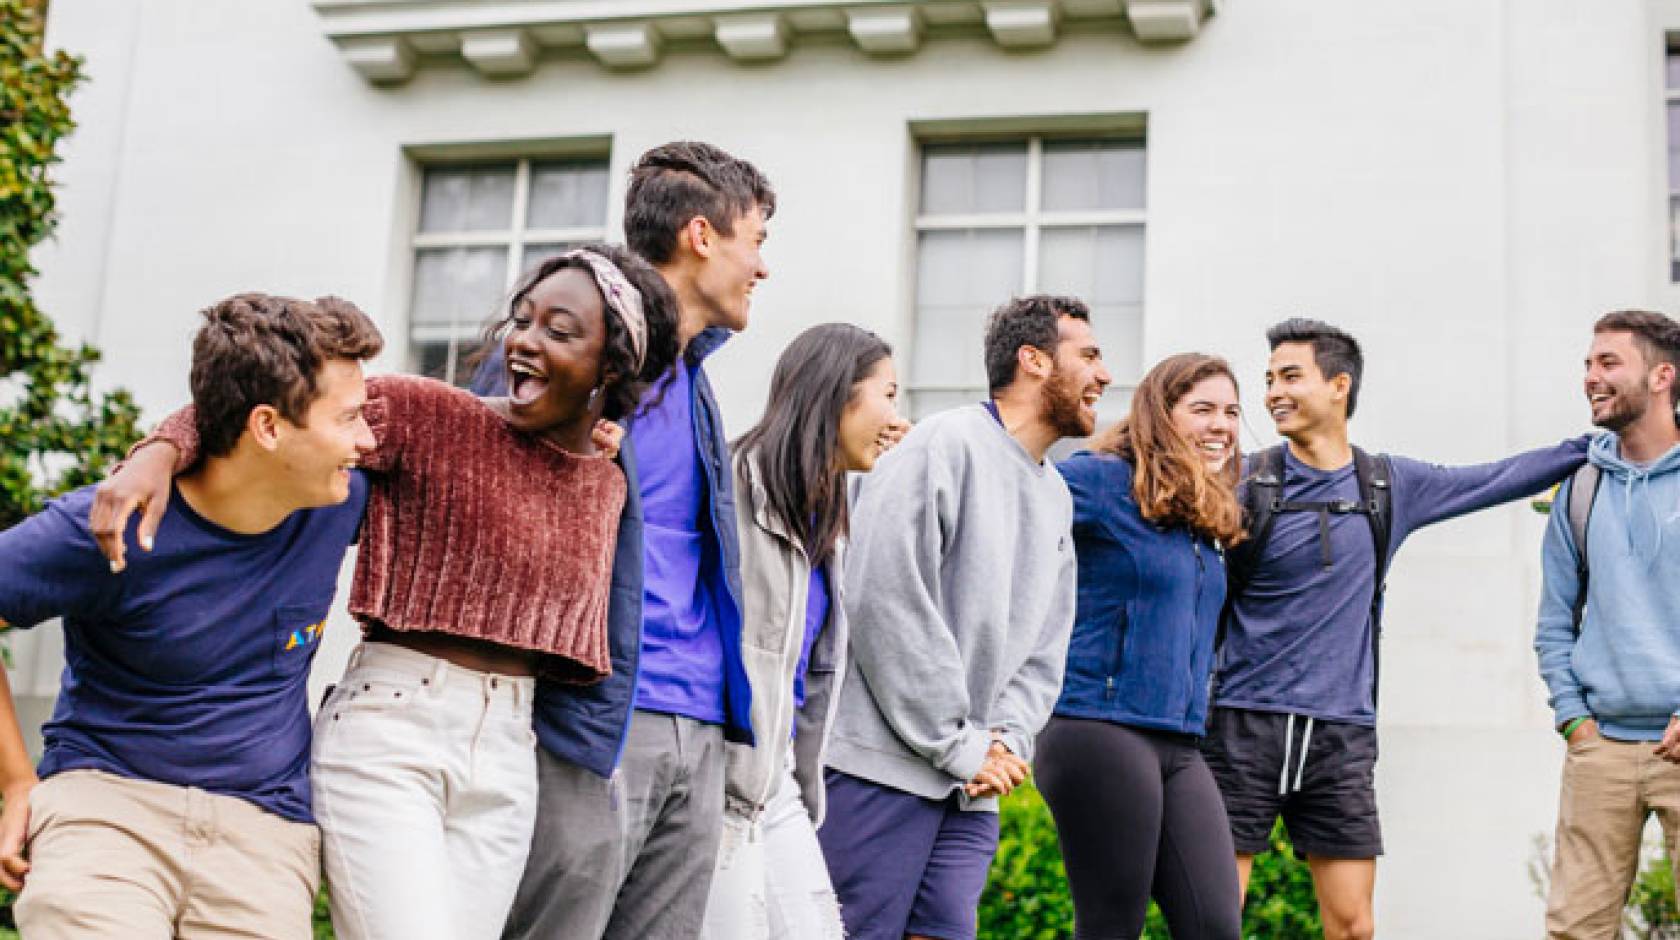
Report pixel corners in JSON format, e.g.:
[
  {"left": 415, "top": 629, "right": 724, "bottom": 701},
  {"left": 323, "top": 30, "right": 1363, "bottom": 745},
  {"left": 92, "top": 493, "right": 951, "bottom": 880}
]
[{"left": 1202, "top": 318, "right": 1587, "bottom": 940}]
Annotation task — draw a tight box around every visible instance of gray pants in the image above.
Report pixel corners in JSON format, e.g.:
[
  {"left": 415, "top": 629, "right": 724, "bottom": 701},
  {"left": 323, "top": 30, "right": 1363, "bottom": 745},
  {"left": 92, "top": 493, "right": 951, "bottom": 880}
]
[{"left": 502, "top": 709, "right": 727, "bottom": 940}]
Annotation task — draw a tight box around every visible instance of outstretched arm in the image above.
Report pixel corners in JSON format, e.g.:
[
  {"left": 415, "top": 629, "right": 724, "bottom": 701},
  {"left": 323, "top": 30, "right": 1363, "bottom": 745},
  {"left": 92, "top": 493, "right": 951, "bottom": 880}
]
[{"left": 1394, "top": 435, "right": 1589, "bottom": 534}]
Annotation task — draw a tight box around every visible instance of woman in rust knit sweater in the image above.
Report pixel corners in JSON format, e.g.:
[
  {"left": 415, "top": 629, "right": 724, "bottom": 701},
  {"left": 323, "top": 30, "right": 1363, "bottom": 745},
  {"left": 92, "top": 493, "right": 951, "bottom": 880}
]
[{"left": 115, "top": 246, "right": 678, "bottom": 940}]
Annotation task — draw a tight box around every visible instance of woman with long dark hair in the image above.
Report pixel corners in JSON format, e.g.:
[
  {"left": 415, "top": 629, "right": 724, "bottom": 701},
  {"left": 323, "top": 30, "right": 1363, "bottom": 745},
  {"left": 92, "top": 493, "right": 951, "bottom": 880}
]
[
  {"left": 1037, "top": 352, "right": 1247, "bottom": 939},
  {"left": 700, "top": 323, "right": 905, "bottom": 940},
  {"left": 102, "top": 245, "right": 679, "bottom": 940}
]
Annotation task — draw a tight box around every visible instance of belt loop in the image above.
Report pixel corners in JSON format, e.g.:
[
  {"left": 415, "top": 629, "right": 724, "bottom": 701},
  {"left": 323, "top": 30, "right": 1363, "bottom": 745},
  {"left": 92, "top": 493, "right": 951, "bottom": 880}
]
[
  {"left": 347, "top": 643, "right": 366, "bottom": 672},
  {"left": 429, "top": 656, "right": 449, "bottom": 691}
]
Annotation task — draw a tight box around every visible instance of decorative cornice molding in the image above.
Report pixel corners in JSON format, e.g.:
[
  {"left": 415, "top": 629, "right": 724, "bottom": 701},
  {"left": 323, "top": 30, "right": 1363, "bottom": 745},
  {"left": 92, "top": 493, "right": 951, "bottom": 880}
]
[{"left": 313, "top": 0, "right": 1215, "bottom": 83}]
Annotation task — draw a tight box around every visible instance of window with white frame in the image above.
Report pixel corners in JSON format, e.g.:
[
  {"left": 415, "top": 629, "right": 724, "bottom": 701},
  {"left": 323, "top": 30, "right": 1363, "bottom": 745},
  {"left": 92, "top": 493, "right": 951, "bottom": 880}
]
[
  {"left": 910, "top": 137, "right": 1146, "bottom": 422},
  {"left": 1668, "top": 45, "right": 1680, "bottom": 281},
  {"left": 409, "top": 158, "right": 611, "bottom": 384}
]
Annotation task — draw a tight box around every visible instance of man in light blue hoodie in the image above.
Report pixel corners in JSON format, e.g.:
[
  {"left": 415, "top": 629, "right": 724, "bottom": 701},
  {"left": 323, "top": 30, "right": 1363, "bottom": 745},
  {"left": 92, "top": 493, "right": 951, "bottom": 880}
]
[{"left": 1536, "top": 309, "right": 1680, "bottom": 940}]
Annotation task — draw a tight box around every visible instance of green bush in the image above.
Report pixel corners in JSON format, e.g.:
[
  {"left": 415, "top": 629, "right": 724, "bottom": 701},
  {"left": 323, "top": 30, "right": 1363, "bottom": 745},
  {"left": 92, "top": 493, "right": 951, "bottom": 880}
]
[
  {"left": 1, "top": 0, "right": 144, "bottom": 530},
  {"left": 1627, "top": 851, "right": 1680, "bottom": 939},
  {"left": 1530, "top": 834, "right": 1680, "bottom": 939},
  {"left": 980, "top": 781, "right": 1321, "bottom": 939}
]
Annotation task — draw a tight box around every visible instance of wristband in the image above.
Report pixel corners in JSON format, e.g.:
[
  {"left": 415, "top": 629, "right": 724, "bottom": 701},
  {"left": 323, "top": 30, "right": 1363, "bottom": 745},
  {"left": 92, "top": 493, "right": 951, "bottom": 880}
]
[{"left": 1560, "top": 717, "right": 1589, "bottom": 740}]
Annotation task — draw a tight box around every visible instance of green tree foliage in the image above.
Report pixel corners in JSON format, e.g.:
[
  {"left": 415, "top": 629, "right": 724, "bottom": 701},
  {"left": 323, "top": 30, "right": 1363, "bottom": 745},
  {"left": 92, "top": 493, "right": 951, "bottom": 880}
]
[
  {"left": 980, "top": 781, "right": 1322, "bottom": 939},
  {"left": 0, "top": 0, "right": 142, "bottom": 530}
]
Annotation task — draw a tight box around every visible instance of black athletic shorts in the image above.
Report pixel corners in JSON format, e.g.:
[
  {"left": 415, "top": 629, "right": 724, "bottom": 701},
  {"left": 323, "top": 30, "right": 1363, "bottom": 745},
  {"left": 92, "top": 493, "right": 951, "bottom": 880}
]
[{"left": 1199, "top": 706, "right": 1383, "bottom": 859}]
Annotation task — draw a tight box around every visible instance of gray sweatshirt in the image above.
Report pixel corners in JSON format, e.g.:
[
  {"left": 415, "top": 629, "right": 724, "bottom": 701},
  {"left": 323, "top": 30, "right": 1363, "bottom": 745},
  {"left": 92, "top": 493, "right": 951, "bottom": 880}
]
[{"left": 826, "top": 404, "right": 1077, "bottom": 812}]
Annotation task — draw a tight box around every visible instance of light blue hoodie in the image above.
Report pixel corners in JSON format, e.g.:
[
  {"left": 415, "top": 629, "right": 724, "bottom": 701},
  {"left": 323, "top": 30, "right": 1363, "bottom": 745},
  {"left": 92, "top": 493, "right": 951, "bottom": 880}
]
[{"left": 1535, "top": 432, "right": 1680, "bottom": 740}]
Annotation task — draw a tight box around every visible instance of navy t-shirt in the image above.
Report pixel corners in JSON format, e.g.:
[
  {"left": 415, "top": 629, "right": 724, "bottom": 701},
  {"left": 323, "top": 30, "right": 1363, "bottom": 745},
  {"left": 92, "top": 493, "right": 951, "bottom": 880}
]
[
  {"left": 1215, "top": 439, "right": 1587, "bottom": 726},
  {"left": 0, "top": 475, "right": 367, "bottom": 823}
]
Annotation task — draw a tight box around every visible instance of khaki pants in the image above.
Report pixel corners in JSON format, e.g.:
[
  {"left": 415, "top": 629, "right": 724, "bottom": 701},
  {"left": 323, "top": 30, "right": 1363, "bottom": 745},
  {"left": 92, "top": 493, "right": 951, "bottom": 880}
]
[
  {"left": 1546, "top": 735, "right": 1680, "bottom": 940},
  {"left": 14, "top": 770, "right": 321, "bottom": 940}
]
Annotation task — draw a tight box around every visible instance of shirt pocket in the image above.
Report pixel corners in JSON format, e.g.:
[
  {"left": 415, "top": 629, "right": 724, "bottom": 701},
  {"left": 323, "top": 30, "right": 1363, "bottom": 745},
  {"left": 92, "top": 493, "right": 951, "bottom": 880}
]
[{"left": 273, "top": 604, "right": 329, "bottom": 678}]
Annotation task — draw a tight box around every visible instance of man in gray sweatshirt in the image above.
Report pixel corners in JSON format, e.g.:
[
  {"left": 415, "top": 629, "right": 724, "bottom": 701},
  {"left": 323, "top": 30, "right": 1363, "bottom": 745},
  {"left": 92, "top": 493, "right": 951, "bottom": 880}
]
[{"left": 817, "top": 294, "right": 1111, "bottom": 940}]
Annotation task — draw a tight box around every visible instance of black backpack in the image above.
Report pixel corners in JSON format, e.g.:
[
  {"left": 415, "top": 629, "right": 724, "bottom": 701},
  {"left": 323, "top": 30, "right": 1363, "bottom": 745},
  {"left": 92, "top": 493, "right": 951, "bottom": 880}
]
[
  {"left": 1562, "top": 463, "right": 1603, "bottom": 634},
  {"left": 1220, "top": 444, "right": 1395, "bottom": 700}
]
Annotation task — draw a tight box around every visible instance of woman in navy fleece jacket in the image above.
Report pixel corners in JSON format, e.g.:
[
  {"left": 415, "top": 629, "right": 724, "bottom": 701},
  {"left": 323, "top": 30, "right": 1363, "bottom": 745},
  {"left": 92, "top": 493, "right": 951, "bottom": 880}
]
[{"left": 1037, "top": 353, "right": 1248, "bottom": 940}]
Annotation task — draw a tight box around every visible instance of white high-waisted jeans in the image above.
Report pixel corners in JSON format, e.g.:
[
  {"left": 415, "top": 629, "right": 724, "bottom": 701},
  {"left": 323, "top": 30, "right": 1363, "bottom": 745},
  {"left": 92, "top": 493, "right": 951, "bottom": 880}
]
[
  {"left": 312, "top": 641, "right": 537, "bottom": 940},
  {"left": 701, "top": 753, "right": 845, "bottom": 940}
]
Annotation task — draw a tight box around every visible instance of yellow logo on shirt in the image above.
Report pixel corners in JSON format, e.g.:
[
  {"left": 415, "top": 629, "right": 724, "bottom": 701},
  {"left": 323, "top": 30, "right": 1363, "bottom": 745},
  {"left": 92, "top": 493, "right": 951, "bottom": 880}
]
[{"left": 284, "top": 620, "right": 325, "bottom": 652}]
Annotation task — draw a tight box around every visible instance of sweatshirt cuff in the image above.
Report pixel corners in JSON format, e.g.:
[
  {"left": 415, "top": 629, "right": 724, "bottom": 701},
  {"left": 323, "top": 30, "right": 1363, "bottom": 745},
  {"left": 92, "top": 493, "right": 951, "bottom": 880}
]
[
  {"left": 939, "top": 726, "right": 993, "bottom": 784},
  {"left": 994, "top": 728, "right": 1031, "bottom": 765},
  {"left": 1551, "top": 699, "right": 1591, "bottom": 730}
]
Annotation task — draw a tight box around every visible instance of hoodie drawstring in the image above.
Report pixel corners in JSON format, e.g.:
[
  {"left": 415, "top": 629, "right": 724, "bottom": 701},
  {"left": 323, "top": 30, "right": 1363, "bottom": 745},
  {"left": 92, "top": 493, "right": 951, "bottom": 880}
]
[{"left": 1620, "top": 468, "right": 1667, "bottom": 563}]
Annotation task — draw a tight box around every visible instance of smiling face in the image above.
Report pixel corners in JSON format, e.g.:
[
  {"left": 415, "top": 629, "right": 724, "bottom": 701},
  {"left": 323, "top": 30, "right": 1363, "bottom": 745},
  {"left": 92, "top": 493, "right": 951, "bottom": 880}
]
[
  {"left": 1170, "top": 373, "right": 1241, "bottom": 474},
  {"left": 1041, "top": 316, "right": 1112, "bottom": 438},
  {"left": 694, "top": 205, "right": 769, "bottom": 332},
  {"left": 837, "top": 355, "right": 901, "bottom": 473},
  {"left": 273, "top": 358, "right": 374, "bottom": 507},
  {"left": 1585, "top": 329, "right": 1665, "bottom": 432},
  {"left": 503, "top": 266, "right": 610, "bottom": 435},
  {"left": 1264, "top": 341, "right": 1349, "bottom": 439}
]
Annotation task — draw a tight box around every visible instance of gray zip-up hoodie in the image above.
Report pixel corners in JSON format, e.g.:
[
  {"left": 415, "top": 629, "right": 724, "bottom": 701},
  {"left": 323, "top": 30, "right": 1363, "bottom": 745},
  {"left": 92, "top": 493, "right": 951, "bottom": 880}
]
[{"left": 826, "top": 405, "right": 1077, "bottom": 812}]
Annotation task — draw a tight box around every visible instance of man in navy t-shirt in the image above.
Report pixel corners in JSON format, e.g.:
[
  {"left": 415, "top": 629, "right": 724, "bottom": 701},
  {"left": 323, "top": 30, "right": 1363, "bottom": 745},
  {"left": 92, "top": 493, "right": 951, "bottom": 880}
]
[
  {"left": 0, "top": 293, "right": 381, "bottom": 940},
  {"left": 1201, "top": 318, "right": 1586, "bottom": 940}
]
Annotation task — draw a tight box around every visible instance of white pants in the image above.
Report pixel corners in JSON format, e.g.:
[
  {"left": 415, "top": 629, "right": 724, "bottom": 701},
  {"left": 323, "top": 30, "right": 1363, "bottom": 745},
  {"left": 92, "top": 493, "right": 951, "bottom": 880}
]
[
  {"left": 701, "top": 758, "right": 845, "bottom": 940},
  {"left": 312, "top": 642, "right": 538, "bottom": 940}
]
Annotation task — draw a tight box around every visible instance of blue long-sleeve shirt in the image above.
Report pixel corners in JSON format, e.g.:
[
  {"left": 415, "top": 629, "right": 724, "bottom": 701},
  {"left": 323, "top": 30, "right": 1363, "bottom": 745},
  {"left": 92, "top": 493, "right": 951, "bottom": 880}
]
[
  {"left": 1215, "top": 436, "right": 1588, "bottom": 726},
  {"left": 1534, "top": 434, "right": 1680, "bottom": 741}
]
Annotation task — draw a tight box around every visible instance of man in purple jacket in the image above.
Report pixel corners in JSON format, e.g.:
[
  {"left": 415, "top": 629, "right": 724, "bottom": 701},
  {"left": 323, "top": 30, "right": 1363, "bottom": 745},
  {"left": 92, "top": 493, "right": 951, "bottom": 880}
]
[{"left": 1201, "top": 318, "right": 1586, "bottom": 940}]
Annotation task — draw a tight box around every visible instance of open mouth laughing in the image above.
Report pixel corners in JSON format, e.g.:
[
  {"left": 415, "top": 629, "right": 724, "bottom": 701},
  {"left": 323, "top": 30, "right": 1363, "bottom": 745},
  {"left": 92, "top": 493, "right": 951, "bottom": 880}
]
[{"left": 508, "top": 358, "right": 549, "bottom": 407}]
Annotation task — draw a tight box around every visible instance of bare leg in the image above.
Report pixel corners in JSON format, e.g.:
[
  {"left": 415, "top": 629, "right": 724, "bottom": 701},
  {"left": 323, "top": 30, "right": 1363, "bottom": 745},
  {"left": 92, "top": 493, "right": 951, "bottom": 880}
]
[
  {"left": 1305, "top": 857, "right": 1375, "bottom": 940},
  {"left": 1236, "top": 854, "right": 1255, "bottom": 898}
]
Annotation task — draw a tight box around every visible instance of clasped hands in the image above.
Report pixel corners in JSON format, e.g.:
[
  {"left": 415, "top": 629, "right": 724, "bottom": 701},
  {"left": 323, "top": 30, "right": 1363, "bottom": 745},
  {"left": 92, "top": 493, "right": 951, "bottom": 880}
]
[{"left": 963, "top": 735, "right": 1029, "bottom": 799}]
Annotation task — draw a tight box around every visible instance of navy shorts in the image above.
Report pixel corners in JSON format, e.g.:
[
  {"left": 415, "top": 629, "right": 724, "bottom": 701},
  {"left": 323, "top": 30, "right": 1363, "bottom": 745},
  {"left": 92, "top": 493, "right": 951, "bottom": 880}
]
[
  {"left": 1200, "top": 706, "right": 1383, "bottom": 859},
  {"left": 816, "top": 770, "right": 1000, "bottom": 940}
]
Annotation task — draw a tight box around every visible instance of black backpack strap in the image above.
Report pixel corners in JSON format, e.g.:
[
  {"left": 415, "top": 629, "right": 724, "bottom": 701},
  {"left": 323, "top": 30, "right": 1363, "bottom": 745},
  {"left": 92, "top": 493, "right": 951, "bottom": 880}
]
[
  {"left": 1351, "top": 447, "right": 1394, "bottom": 706},
  {"left": 1226, "top": 445, "right": 1287, "bottom": 590},
  {"left": 1351, "top": 447, "right": 1395, "bottom": 590},
  {"left": 1565, "top": 463, "right": 1602, "bottom": 635},
  {"left": 1215, "top": 445, "right": 1287, "bottom": 658}
]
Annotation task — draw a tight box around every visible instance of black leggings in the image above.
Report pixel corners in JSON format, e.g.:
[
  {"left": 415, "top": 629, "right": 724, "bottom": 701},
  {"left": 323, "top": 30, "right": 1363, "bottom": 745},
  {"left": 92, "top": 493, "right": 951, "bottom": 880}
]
[{"left": 1036, "top": 717, "right": 1242, "bottom": 940}]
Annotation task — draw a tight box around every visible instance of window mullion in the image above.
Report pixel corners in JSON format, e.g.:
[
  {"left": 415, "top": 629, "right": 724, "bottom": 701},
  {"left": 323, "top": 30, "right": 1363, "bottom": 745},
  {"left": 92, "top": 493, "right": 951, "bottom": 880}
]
[
  {"left": 1022, "top": 136, "right": 1043, "bottom": 292},
  {"left": 508, "top": 159, "right": 533, "bottom": 290}
]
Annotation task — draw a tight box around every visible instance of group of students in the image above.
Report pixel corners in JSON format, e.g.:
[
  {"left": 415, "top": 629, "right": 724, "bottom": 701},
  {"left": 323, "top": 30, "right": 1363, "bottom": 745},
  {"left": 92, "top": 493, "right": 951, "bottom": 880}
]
[{"left": 0, "top": 136, "right": 1676, "bottom": 940}]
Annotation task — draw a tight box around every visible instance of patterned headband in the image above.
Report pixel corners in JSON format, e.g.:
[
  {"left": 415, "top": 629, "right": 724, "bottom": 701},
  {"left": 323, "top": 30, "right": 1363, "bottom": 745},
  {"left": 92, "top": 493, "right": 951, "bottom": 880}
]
[{"left": 566, "top": 248, "right": 648, "bottom": 372}]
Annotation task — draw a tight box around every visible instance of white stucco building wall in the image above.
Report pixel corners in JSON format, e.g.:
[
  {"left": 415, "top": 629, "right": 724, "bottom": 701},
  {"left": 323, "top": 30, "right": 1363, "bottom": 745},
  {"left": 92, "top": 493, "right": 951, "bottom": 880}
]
[{"left": 19, "top": 1, "right": 1680, "bottom": 935}]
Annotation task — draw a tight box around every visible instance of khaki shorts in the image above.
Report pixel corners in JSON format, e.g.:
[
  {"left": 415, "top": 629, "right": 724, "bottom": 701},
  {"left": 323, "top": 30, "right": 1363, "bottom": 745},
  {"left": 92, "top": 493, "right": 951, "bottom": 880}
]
[{"left": 14, "top": 769, "right": 321, "bottom": 940}]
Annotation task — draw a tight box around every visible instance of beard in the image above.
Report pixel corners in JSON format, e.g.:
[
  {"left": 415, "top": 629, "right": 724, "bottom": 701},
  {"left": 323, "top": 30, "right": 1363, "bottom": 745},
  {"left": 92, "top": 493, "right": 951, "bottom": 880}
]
[
  {"left": 1041, "top": 368, "right": 1094, "bottom": 439},
  {"left": 1593, "top": 381, "right": 1651, "bottom": 433}
]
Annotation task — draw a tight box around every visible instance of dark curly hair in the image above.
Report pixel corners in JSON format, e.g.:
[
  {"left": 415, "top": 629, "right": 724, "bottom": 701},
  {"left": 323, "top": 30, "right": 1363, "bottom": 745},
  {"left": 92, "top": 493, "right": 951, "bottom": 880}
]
[
  {"left": 476, "top": 244, "right": 679, "bottom": 422},
  {"left": 983, "top": 295, "right": 1090, "bottom": 393},
  {"left": 192, "top": 293, "right": 383, "bottom": 458}
]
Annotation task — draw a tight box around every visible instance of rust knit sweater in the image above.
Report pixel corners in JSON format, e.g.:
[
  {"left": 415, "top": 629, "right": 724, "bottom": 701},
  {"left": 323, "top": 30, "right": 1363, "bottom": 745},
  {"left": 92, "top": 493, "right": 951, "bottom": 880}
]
[{"left": 148, "top": 375, "right": 624, "bottom": 683}]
